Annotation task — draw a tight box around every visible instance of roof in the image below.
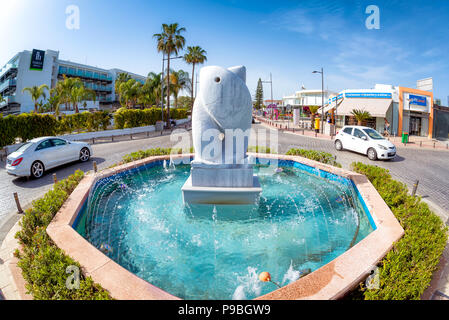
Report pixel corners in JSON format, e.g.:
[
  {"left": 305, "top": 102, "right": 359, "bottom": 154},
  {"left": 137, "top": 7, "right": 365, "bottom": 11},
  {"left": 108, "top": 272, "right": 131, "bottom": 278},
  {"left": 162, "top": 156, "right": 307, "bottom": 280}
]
[
  {"left": 30, "top": 136, "right": 56, "bottom": 143},
  {"left": 335, "top": 98, "right": 393, "bottom": 117}
]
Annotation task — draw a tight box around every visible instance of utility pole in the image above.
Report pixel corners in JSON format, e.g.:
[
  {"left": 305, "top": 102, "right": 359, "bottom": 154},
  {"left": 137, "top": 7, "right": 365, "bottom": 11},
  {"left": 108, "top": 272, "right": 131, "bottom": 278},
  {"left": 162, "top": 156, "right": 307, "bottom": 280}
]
[{"left": 160, "top": 54, "right": 165, "bottom": 123}]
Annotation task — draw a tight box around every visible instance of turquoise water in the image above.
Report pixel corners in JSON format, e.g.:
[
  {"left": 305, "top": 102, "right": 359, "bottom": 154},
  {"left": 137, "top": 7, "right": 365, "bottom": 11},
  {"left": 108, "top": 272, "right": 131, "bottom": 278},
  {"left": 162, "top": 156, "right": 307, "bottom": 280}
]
[{"left": 75, "top": 160, "right": 374, "bottom": 300}]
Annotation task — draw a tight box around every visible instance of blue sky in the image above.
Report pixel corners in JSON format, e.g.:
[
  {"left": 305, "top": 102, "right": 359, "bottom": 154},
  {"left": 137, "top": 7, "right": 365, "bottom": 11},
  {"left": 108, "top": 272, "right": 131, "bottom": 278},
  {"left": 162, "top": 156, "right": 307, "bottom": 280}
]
[{"left": 1, "top": 0, "right": 448, "bottom": 102}]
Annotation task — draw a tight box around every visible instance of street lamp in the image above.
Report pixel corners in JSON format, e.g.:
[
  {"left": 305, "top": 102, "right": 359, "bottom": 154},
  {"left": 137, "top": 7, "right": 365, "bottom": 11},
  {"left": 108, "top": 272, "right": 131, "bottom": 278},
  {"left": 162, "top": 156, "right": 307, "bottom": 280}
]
[
  {"left": 160, "top": 55, "right": 184, "bottom": 123},
  {"left": 312, "top": 68, "right": 324, "bottom": 134},
  {"left": 261, "top": 73, "right": 273, "bottom": 105}
]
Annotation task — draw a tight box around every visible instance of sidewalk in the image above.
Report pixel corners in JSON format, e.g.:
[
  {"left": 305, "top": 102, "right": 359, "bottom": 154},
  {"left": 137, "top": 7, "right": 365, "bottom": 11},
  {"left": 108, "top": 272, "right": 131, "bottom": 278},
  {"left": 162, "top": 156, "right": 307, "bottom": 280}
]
[{"left": 256, "top": 116, "right": 449, "bottom": 151}]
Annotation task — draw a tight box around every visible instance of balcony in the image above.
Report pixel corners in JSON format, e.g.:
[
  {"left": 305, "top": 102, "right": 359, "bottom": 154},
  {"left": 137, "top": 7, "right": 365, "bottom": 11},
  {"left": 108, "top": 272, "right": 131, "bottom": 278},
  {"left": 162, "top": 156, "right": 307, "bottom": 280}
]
[
  {"left": 58, "top": 66, "right": 113, "bottom": 83},
  {"left": 0, "top": 79, "right": 17, "bottom": 94},
  {"left": 0, "top": 63, "right": 18, "bottom": 82}
]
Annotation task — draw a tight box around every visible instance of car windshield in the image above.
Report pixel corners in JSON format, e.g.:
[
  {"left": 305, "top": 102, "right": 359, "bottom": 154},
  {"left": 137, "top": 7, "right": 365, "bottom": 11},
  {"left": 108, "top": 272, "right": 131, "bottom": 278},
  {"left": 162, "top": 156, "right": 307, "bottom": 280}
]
[
  {"left": 363, "top": 128, "right": 384, "bottom": 140},
  {"left": 15, "top": 142, "right": 33, "bottom": 153}
]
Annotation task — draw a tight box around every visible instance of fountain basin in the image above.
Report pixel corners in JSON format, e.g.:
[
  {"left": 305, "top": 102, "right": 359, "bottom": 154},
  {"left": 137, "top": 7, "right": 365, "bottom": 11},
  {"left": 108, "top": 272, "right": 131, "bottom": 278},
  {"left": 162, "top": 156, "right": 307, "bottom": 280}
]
[{"left": 46, "top": 153, "right": 404, "bottom": 300}]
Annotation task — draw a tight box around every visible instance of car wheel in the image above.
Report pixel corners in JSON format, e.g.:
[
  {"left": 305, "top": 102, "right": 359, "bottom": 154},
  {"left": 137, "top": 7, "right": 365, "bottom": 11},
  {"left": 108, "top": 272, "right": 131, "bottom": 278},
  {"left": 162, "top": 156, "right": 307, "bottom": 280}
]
[
  {"left": 79, "top": 148, "right": 91, "bottom": 162},
  {"left": 31, "top": 161, "right": 45, "bottom": 179},
  {"left": 367, "top": 148, "right": 377, "bottom": 161},
  {"left": 335, "top": 140, "right": 343, "bottom": 151}
]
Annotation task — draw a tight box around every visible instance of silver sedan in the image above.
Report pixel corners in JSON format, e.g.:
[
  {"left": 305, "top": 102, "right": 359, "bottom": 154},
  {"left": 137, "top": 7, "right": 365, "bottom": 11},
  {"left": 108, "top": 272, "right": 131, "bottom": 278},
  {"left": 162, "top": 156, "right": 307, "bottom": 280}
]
[{"left": 6, "top": 137, "right": 93, "bottom": 178}]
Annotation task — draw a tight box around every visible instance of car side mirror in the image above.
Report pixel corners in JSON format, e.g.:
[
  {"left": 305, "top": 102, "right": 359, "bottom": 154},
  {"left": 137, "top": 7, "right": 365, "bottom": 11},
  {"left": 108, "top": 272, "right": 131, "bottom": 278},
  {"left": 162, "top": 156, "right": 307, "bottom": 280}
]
[{"left": 361, "top": 136, "right": 367, "bottom": 141}]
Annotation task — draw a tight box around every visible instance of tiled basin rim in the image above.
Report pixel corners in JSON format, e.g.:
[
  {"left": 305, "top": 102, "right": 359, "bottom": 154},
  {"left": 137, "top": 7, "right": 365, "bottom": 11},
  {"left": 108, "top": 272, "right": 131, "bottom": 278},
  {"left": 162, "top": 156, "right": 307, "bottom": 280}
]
[{"left": 46, "top": 153, "right": 404, "bottom": 300}]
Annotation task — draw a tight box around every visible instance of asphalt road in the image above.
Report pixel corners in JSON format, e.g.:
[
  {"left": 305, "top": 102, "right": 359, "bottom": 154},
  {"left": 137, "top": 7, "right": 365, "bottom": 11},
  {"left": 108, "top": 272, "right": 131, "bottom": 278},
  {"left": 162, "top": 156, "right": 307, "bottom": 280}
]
[{"left": 1, "top": 123, "right": 448, "bottom": 236}]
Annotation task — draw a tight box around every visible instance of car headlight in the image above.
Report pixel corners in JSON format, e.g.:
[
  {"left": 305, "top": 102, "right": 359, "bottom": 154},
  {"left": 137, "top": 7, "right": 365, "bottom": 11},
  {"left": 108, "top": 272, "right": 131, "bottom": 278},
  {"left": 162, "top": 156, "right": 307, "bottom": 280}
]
[{"left": 378, "top": 144, "right": 388, "bottom": 150}]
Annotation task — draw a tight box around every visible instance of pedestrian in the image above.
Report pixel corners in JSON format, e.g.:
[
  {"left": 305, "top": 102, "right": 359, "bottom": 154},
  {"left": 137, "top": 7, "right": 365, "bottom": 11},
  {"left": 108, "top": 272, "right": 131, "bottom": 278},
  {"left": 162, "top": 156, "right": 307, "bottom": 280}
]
[{"left": 384, "top": 118, "right": 390, "bottom": 137}]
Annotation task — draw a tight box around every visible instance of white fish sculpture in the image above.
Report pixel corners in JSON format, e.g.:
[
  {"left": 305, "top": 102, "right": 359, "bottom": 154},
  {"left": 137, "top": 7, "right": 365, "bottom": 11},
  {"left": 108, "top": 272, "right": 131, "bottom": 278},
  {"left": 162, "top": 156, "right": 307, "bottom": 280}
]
[{"left": 192, "top": 65, "right": 252, "bottom": 165}]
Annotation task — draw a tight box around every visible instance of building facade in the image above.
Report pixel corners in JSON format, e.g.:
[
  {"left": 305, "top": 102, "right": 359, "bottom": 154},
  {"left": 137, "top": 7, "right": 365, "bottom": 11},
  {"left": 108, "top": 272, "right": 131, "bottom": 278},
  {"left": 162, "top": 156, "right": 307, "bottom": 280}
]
[
  {"left": 325, "top": 84, "right": 434, "bottom": 138},
  {"left": 0, "top": 49, "right": 146, "bottom": 115},
  {"left": 282, "top": 88, "right": 335, "bottom": 115}
]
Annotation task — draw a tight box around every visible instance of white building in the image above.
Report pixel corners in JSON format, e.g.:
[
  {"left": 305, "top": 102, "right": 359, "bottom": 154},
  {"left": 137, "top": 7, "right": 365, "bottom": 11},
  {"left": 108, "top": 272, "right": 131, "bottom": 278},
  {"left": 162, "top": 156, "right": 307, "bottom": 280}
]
[
  {"left": 0, "top": 49, "right": 146, "bottom": 115},
  {"left": 282, "top": 88, "right": 336, "bottom": 113}
]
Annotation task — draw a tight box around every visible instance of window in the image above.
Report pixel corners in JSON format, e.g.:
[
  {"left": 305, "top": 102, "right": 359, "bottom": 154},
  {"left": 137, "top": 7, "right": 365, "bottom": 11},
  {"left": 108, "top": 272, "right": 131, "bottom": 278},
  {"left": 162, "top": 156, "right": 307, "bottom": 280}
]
[
  {"left": 16, "top": 142, "right": 33, "bottom": 153},
  {"left": 51, "top": 139, "right": 67, "bottom": 146},
  {"left": 353, "top": 128, "right": 367, "bottom": 139},
  {"left": 343, "top": 127, "right": 353, "bottom": 135},
  {"left": 363, "top": 128, "right": 384, "bottom": 140},
  {"left": 35, "top": 139, "right": 53, "bottom": 151}
]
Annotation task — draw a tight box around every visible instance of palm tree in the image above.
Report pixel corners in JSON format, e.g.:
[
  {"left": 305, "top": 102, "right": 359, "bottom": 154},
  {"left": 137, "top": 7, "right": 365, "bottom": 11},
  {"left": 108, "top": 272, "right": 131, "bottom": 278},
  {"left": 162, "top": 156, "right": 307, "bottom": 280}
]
[
  {"left": 118, "top": 79, "right": 142, "bottom": 109},
  {"left": 147, "top": 72, "right": 164, "bottom": 107},
  {"left": 351, "top": 109, "right": 372, "bottom": 126},
  {"left": 308, "top": 105, "right": 320, "bottom": 127},
  {"left": 55, "top": 76, "right": 83, "bottom": 111},
  {"left": 115, "top": 73, "right": 131, "bottom": 97},
  {"left": 154, "top": 23, "right": 186, "bottom": 128},
  {"left": 22, "top": 84, "right": 49, "bottom": 113},
  {"left": 70, "top": 86, "right": 96, "bottom": 113},
  {"left": 167, "top": 69, "right": 191, "bottom": 108},
  {"left": 184, "top": 46, "right": 207, "bottom": 109}
]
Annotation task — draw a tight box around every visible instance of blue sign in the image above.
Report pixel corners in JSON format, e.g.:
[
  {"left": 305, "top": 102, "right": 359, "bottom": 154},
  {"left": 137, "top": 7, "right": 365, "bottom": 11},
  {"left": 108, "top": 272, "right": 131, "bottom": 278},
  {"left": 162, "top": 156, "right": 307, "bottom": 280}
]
[
  {"left": 409, "top": 94, "right": 427, "bottom": 106},
  {"left": 345, "top": 92, "right": 392, "bottom": 99}
]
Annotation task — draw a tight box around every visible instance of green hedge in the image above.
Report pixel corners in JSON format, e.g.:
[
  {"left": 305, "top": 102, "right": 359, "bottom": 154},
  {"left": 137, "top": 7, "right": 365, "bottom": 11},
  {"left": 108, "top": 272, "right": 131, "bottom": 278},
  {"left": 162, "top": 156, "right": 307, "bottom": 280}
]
[
  {"left": 0, "top": 111, "right": 111, "bottom": 149},
  {"left": 286, "top": 148, "right": 342, "bottom": 167},
  {"left": 122, "top": 147, "right": 194, "bottom": 164},
  {"left": 350, "top": 162, "right": 447, "bottom": 300},
  {"left": 113, "top": 107, "right": 188, "bottom": 129},
  {"left": 14, "top": 170, "right": 112, "bottom": 300}
]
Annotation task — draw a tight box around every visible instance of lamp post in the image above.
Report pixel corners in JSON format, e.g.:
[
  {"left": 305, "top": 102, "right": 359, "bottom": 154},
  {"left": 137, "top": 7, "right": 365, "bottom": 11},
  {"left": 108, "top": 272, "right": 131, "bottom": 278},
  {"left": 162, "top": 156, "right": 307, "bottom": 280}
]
[
  {"left": 313, "top": 68, "right": 324, "bottom": 134},
  {"left": 160, "top": 55, "right": 184, "bottom": 123},
  {"left": 262, "top": 73, "right": 273, "bottom": 105}
]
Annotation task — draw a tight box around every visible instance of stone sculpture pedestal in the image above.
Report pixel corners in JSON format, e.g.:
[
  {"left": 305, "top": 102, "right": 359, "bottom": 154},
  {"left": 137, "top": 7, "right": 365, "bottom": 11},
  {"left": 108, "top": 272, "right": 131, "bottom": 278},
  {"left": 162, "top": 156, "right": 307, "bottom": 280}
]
[{"left": 181, "top": 162, "right": 262, "bottom": 205}]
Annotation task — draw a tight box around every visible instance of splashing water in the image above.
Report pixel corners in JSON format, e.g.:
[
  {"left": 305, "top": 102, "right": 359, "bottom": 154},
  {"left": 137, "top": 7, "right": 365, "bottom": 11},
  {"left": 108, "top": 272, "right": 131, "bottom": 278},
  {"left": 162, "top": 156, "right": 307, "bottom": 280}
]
[{"left": 75, "top": 161, "right": 374, "bottom": 300}]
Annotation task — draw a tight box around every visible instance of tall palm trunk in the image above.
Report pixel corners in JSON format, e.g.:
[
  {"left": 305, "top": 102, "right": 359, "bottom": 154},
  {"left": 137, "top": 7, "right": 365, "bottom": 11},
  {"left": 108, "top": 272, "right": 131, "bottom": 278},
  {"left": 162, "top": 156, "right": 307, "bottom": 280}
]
[
  {"left": 34, "top": 102, "right": 38, "bottom": 113},
  {"left": 166, "top": 53, "right": 171, "bottom": 128},
  {"left": 191, "top": 63, "right": 195, "bottom": 111}
]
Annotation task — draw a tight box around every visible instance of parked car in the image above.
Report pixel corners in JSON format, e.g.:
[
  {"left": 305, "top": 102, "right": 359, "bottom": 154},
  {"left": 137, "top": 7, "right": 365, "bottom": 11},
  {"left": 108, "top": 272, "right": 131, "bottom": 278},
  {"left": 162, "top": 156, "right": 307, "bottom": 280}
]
[
  {"left": 334, "top": 126, "right": 396, "bottom": 160},
  {"left": 6, "top": 137, "right": 93, "bottom": 178}
]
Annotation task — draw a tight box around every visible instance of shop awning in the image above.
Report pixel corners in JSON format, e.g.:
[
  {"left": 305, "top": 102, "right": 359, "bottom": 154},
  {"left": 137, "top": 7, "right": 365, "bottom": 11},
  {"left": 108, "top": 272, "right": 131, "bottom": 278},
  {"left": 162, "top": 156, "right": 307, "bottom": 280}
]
[{"left": 335, "top": 98, "right": 393, "bottom": 117}]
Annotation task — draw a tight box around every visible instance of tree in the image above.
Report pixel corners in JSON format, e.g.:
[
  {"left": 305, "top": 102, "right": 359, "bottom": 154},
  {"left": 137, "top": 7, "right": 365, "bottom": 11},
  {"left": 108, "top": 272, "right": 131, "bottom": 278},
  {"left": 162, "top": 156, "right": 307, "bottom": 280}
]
[
  {"left": 351, "top": 109, "right": 372, "bottom": 126},
  {"left": 154, "top": 23, "right": 186, "bottom": 128},
  {"left": 147, "top": 72, "right": 164, "bottom": 107},
  {"left": 115, "top": 73, "right": 132, "bottom": 97},
  {"left": 184, "top": 46, "right": 207, "bottom": 110},
  {"left": 70, "top": 86, "right": 96, "bottom": 113},
  {"left": 168, "top": 69, "right": 191, "bottom": 108},
  {"left": 309, "top": 105, "right": 320, "bottom": 127},
  {"left": 177, "top": 96, "right": 193, "bottom": 109},
  {"left": 0, "top": 94, "right": 5, "bottom": 104},
  {"left": 55, "top": 76, "right": 84, "bottom": 111},
  {"left": 118, "top": 79, "right": 142, "bottom": 109},
  {"left": 22, "top": 84, "right": 49, "bottom": 113},
  {"left": 255, "top": 78, "right": 263, "bottom": 110}
]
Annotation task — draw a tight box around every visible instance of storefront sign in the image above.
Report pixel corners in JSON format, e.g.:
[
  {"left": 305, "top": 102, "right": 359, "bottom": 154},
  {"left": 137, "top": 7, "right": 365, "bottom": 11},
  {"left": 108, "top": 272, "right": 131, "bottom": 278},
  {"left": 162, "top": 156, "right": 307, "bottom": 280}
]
[
  {"left": 328, "top": 93, "right": 343, "bottom": 103},
  {"left": 409, "top": 94, "right": 427, "bottom": 106},
  {"left": 345, "top": 92, "right": 392, "bottom": 99},
  {"left": 30, "top": 49, "right": 45, "bottom": 70}
]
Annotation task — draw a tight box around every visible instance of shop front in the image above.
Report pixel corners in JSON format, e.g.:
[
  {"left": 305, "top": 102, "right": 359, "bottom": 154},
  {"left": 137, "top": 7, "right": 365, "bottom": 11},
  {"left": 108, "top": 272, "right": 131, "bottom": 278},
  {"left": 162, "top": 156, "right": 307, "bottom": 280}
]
[{"left": 398, "top": 87, "right": 434, "bottom": 138}]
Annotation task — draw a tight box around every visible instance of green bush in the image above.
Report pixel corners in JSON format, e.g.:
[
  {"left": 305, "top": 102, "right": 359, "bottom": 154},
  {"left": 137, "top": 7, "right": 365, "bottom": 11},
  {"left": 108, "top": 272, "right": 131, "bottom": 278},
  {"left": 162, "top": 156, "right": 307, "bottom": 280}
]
[
  {"left": 14, "top": 170, "right": 112, "bottom": 300},
  {"left": 122, "top": 147, "right": 194, "bottom": 164},
  {"left": 350, "top": 162, "right": 447, "bottom": 300},
  {"left": 247, "top": 146, "right": 275, "bottom": 154},
  {"left": 113, "top": 107, "right": 188, "bottom": 129},
  {"left": 0, "top": 111, "right": 112, "bottom": 148},
  {"left": 286, "top": 148, "right": 342, "bottom": 167}
]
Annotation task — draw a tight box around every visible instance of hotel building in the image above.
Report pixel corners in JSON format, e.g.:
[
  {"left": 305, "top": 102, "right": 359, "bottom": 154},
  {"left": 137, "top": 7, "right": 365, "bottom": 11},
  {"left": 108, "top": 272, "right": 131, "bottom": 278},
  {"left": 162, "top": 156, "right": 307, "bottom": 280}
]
[{"left": 0, "top": 49, "right": 146, "bottom": 115}]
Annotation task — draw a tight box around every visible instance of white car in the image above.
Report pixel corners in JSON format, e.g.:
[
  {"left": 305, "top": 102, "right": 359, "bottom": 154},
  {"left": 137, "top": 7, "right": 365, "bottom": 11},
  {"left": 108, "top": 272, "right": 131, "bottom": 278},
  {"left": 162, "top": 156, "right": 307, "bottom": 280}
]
[
  {"left": 334, "top": 126, "right": 396, "bottom": 160},
  {"left": 6, "top": 137, "right": 93, "bottom": 178}
]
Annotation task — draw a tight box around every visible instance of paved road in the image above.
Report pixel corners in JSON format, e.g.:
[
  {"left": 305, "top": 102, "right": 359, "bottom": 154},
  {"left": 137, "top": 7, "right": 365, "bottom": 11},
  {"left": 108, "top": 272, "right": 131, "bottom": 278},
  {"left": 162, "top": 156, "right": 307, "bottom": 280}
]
[{"left": 1, "top": 123, "right": 448, "bottom": 234}]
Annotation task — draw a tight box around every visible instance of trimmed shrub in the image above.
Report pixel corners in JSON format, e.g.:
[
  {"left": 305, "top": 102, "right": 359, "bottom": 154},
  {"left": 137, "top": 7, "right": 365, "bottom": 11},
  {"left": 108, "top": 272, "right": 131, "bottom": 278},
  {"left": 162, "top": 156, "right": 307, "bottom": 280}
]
[
  {"left": 350, "top": 162, "right": 447, "bottom": 300},
  {"left": 113, "top": 107, "right": 189, "bottom": 129},
  {"left": 14, "top": 170, "right": 112, "bottom": 300},
  {"left": 121, "top": 147, "right": 194, "bottom": 164},
  {"left": 286, "top": 148, "right": 342, "bottom": 167}
]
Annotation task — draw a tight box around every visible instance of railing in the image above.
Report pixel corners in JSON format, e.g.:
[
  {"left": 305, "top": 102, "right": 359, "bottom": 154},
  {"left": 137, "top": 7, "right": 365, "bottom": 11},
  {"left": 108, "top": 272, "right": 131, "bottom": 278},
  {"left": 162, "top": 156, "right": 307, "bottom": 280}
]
[
  {"left": 58, "top": 66, "right": 113, "bottom": 81},
  {"left": 0, "top": 79, "right": 17, "bottom": 93},
  {"left": 0, "top": 64, "right": 18, "bottom": 80}
]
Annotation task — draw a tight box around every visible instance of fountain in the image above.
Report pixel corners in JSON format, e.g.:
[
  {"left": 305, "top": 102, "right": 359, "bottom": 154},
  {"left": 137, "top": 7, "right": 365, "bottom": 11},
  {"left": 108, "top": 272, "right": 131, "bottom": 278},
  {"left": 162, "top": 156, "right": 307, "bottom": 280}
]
[
  {"left": 46, "top": 65, "right": 404, "bottom": 301},
  {"left": 181, "top": 65, "right": 262, "bottom": 205}
]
